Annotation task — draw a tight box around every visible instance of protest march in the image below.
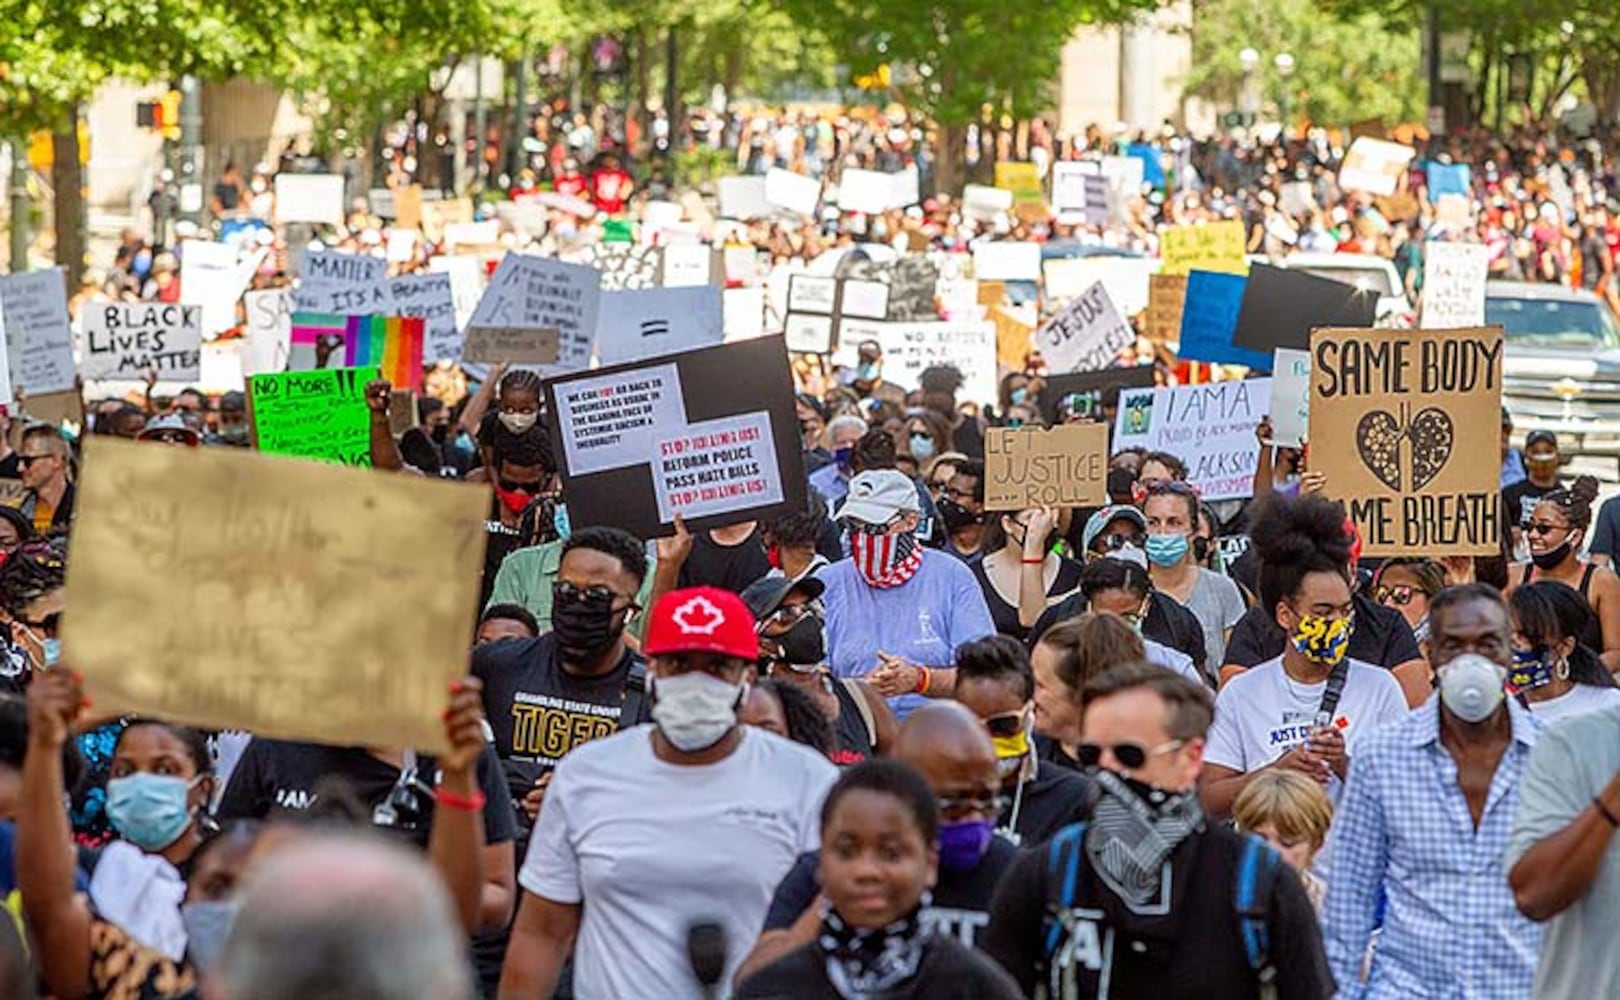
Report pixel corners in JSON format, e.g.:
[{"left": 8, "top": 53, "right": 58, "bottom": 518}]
[{"left": 12, "top": 12, "right": 1620, "bottom": 999}]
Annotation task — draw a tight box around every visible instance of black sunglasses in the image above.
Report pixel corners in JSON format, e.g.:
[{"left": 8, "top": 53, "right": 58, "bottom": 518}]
[
  {"left": 1077, "top": 739, "right": 1184, "bottom": 769},
  {"left": 17, "top": 454, "right": 53, "bottom": 468},
  {"left": 983, "top": 710, "right": 1027, "bottom": 739}
]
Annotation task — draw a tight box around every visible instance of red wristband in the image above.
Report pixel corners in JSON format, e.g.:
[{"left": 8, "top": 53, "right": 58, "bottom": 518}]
[
  {"left": 1020, "top": 557, "right": 1045, "bottom": 565},
  {"left": 436, "top": 787, "right": 487, "bottom": 813}
]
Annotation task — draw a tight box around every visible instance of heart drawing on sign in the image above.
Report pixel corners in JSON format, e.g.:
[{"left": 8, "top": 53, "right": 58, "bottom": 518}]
[{"left": 1355, "top": 404, "right": 1454, "bottom": 492}]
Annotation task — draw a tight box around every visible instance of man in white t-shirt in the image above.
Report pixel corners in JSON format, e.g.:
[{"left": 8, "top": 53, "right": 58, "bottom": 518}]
[
  {"left": 499, "top": 586, "right": 838, "bottom": 1000},
  {"left": 1199, "top": 553, "right": 1408, "bottom": 817}
]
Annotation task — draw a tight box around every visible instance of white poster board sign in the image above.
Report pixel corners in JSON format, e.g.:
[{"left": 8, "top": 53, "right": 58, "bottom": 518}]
[
  {"left": 180, "top": 241, "right": 263, "bottom": 338},
  {"left": 596, "top": 286, "right": 725, "bottom": 365},
  {"left": 80, "top": 303, "right": 203, "bottom": 382},
  {"left": 717, "top": 176, "right": 771, "bottom": 220},
  {"left": 972, "top": 241, "right": 1042, "bottom": 281},
  {"left": 0, "top": 270, "right": 74, "bottom": 395},
  {"left": 469, "top": 255, "right": 602, "bottom": 373},
  {"left": 1270, "top": 348, "right": 1312, "bottom": 448},
  {"left": 1037, "top": 281, "right": 1135, "bottom": 374},
  {"left": 1112, "top": 378, "right": 1273, "bottom": 500},
  {"left": 242, "top": 289, "right": 292, "bottom": 376},
  {"left": 1420, "top": 242, "right": 1489, "bottom": 329},
  {"left": 295, "top": 251, "right": 393, "bottom": 315},
  {"left": 275, "top": 174, "right": 347, "bottom": 226},
  {"left": 1338, "top": 138, "right": 1416, "bottom": 197},
  {"left": 765, "top": 169, "right": 822, "bottom": 217}
]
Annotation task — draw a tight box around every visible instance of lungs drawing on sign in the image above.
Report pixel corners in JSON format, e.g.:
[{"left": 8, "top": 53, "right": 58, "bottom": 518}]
[{"left": 1355, "top": 403, "right": 1454, "bottom": 491}]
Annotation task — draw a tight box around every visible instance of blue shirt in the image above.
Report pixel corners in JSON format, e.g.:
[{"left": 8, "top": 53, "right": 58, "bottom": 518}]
[
  {"left": 1501, "top": 447, "right": 1527, "bottom": 489},
  {"left": 821, "top": 549, "right": 995, "bottom": 719},
  {"left": 1324, "top": 696, "right": 1542, "bottom": 999}
]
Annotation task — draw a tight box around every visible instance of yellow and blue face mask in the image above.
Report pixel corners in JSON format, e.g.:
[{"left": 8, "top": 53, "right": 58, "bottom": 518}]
[
  {"left": 1509, "top": 647, "right": 1555, "bottom": 691},
  {"left": 989, "top": 708, "right": 1033, "bottom": 780},
  {"left": 1291, "top": 614, "right": 1354, "bottom": 668}
]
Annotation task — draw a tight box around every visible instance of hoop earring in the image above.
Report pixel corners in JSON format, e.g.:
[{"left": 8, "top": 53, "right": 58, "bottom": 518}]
[{"left": 1557, "top": 657, "right": 1571, "bottom": 681}]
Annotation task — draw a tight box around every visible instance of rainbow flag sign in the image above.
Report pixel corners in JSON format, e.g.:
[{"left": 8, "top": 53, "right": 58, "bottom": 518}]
[{"left": 344, "top": 315, "right": 425, "bottom": 389}]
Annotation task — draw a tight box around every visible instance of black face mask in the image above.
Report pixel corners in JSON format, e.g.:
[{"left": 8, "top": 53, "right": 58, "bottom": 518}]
[
  {"left": 936, "top": 498, "right": 984, "bottom": 533},
  {"left": 552, "top": 591, "right": 626, "bottom": 664},
  {"left": 768, "top": 613, "right": 826, "bottom": 667},
  {"left": 1192, "top": 536, "right": 1211, "bottom": 564},
  {"left": 430, "top": 424, "right": 449, "bottom": 444}
]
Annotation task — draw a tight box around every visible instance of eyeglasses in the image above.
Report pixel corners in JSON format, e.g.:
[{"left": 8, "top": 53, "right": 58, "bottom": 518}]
[
  {"left": 1098, "top": 531, "right": 1146, "bottom": 552},
  {"left": 1076, "top": 739, "right": 1185, "bottom": 770},
  {"left": 1525, "top": 521, "right": 1570, "bottom": 537},
  {"left": 983, "top": 709, "right": 1028, "bottom": 739},
  {"left": 17, "top": 454, "right": 53, "bottom": 468},
  {"left": 940, "top": 487, "right": 977, "bottom": 504},
  {"left": 18, "top": 612, "right": 61, "bottom": 637},
  {"left": 937, "top": 792, "right": 1007, "bottom": 821},
  {"left": 759, "top": 602, "right": 818, "bottom": 631},
  {"left": 1374, "top": 584, "right": 1416, "bottom": 607}
]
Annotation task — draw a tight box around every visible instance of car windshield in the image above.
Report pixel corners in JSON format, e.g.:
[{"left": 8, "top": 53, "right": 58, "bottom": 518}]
[
  {"left": 1486, "top": 296, "right": 1620, "bottom": 350},
  {"left": 1297, "top": 267, "right": 1395, "bottom": 297}
]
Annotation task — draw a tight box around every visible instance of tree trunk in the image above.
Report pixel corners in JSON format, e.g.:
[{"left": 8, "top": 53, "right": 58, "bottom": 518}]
[
  {"left": 631, "top": 31, "right": 652, "bottom": 159},
  {"left": 934, "top": 121, "right": 967, "bottom": 197},
  {"left": 51, "top": 106, "right": 85, "bottom": 293}
]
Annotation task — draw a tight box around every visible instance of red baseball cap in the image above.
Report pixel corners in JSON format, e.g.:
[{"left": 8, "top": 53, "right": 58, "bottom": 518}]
[{"left": 643, "top": 586, "right": 759, "bottom": 661}]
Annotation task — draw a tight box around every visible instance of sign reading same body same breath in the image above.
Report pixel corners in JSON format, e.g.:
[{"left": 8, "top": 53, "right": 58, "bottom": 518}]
[
  {"left": 80, "top": 303, "right": 203, "bottom": 380},
  {"left": 64, "top": 437, "right": 487, "bottom": 753},
  {"left": 545, "top": 337, "right": 806, "bottom": 538},
  {"left": 1309, "top": 326, "right": 1503, "bottom": 555},
  {"left": 984, "top": 424, "right": 1109, "bottom": 510}
]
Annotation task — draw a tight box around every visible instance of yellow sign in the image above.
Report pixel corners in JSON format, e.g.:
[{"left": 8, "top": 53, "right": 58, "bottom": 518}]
[
  {"left": 994, "top": 162, "right": 1044, "bottom": 206},
  {"left": 63, "top": 438, "right": 489, "bottom": 752},
  {"left": 1159, "top": 221, "right": 1248, "bottom": 276}
]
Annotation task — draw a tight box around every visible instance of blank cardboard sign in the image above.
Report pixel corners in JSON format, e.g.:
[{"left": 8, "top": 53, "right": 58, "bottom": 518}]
[
  {"left": 1231, "top": 263, "right": 1378, "bottom": 354},
  {"left": 1308, "top": 325, "right": 1503, "bottom": 556}
]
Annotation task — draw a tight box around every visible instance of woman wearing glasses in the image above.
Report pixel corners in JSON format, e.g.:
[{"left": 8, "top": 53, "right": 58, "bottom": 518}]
[
  {"left": 1370, "top": 558, "right": 1445, "bottom": 655},
  {"left": 1505, "top": 477, "right": 1620, "bottom": 672}
]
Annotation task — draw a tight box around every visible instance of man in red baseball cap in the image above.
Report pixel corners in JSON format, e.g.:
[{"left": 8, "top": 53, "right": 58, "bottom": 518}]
[{"left": 502, "top": 586, "right": 837, "bottom": 999}]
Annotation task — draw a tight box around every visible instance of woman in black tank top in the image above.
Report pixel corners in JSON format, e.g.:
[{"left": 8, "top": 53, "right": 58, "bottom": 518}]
[{"left": 1507, "top": 481, "right": 1620, "bottom": 671}]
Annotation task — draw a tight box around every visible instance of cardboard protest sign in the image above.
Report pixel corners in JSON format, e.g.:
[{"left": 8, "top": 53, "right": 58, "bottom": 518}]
[
  {"left": 544, "top": 336, "right": 805, "bottom": 538},
  {"left": 387, "top": 273, "right": 459, "bottom": 362},
  {"left": 1231, "top": 263, "right": 1378, "bottom": 354},
  {"left": 394, "top": 184, "right": 424, "bottom": 229},
  {"left": 21, "top": 391, "right": 83, "bottom": 431},
  {"left": 80, "top": 303, "right": 203, "bottom": 381},
  {"left": 468, "top": 255, "right": 602, "bottom": 373},
  {"left": 1144, "top": 274, "right": 1187, "bottom": 342},
  {"left": 295, "top": 251, "right": 393, "bottom": 315},
  {"left": 1269, "top": 348, "right": 1312, "bottom": 448},
  {"left": 1420, "top": 242, "right": 1489, "bottom": 329},
  {"left": 0, "top": 269, "right": 76, "bottom": 394},
  {"left": 973, "top": 242, "right": 1042, "bottom": 282},
  {"left": 1159, "top": 221, "right": 1247, "bottom": 276},
  {"left": 1039, "top": 365, "right": 1156, "bottom": 426},
  {"left": 1177, "top": 271, "right": 1269, "bottom": 369},
  {"left": 248, "top": 366, "right": 379, "bottom": 465},
  {"left": 1337, "top": 138, "right": 1416, "bottom": 197},
  {"left": 984, "top": 424, "right": 1109, "bottom": 510},
  {"left": 463, "top": 326, "right": 560, "bottom": 365},
  {"left": 1037, "top": 281, "right": 1135, "bottom": 374},
  {"left": 765, "top": 168, "right": 822, "bottom": 217},
  {"left": 993, "top": 306, "right": 1036, "bottom": 371},
  {"left": 275, "top": 173, "right": 346, "bottom": 226},
  {"left": 1308, "top": 326, "right": 1503, "bottom": 555},
  {"left": 1113, "top": 378, "right": 1272, "bottom": 500},
  {"left": 64, "top": 436, "right": 487, "bottom": 753},
  {"left": 596, "top": 286, "right": 725, "bottom": 365}
]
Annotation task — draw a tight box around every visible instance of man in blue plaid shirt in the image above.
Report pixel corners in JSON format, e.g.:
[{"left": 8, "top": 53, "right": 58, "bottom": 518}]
[{"left": 1323, "top": 583, "right": 1542, "bottom": 997}]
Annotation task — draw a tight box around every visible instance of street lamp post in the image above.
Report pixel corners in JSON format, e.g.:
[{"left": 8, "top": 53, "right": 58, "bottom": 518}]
[
  {"left": 1274, "top": 52, "right": 1295, "bottom": 136},
  {"left": 1239, "top": 47, "right": 1260, "bottom": 126}
]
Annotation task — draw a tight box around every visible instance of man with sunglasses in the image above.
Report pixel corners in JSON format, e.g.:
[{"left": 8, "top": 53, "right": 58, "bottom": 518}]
[
  {"left": 742, "top": 572, "right": 896, "bottom": 765},
  {"left": 501, "top": 587, "right": 836, "bottom": 998},
  {"left": 11, "top": 425, "right": 74, "bottom": 535},
  {"left": 740, "top": 702, "right": 1017, "bottom": 982},
  {"left": 985, "top": 662, "right": 1331, "bottom": 999},
  {"left": 473, "top": 527, "right": 653, "bottom": 837}
]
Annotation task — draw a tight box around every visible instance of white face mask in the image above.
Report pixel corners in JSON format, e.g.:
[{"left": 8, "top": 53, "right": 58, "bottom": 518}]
[
  {"left": 499, "top": 411, "right": 538, "bottom": 434},
  {"left": 650, "top": 672, "right": 745, "bottom": 752},
  {"left": 1438, "top": 653, "right": 1507, "bottom": 723}
]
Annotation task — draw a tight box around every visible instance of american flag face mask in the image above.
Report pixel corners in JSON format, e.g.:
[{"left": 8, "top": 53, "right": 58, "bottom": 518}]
[{"left": 849, "top": 520, "right": 922, "bottom": 589}]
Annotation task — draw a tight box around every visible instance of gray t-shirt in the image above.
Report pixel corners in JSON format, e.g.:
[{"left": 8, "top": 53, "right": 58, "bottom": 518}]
[
  {"left": 1183, "top": 567, "right": 1248, "bottom": 668},
  {"left": 1506, "top": 704, "right": 1620, "bottom": 998}
]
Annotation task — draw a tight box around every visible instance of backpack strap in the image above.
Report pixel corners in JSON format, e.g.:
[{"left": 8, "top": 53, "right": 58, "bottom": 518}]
[
  {"left": 841, "top": 677, "right": 878, "bottom": 748},
  {"left": 1042, "top": 822, "right": 1088, "bottom": 958},
  {"left": 1234, "top": 834, "right": 1282, "bottom": 992},
  {"left": 618, "top": 660, "right": 649, "bottom": 730}
]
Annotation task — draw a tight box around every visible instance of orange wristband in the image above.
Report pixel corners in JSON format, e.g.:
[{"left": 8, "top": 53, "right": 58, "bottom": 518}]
[{"left": 914, "top": 667, "right": 931, "bottom": 695}]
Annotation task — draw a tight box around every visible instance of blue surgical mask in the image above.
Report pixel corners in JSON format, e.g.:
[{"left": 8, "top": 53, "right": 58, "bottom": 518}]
[
  {"left": 106, "top": 773, "right": 198, "bottom": 851},
  {"left": 1009, "top": 387, "right": 1029, "bottom": 406},
  {"left": 41, "top": 637, "right": 61, "bottom": 669},
  {"left": 553, "top": 503, "right": 572, "bottom": 542},
  {"left": 453, "top": 431, "right": 475, "bottom": 454},
  {"left": 909, "top": 434, "right": 935, "bottom": 461},
  {"left": 1145, "top": 532, "right": 1190, "bottom": 568},
  {"left": 856, "top": 362, "right": 880, "bottom": 382}
]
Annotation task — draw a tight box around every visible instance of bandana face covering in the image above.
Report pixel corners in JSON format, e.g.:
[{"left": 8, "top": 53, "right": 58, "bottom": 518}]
[
  {"left": 1291, "top": 614, "right": 1353, "bottom": 668},
  {"left": 1084, "top": 768, "right": 1203, "bottom": 910},
  {"left": 820, "top": 905, "right": 929, "bottom": 1000},
  {"left": 493, "top": 482, "right": 534, "bottom": 516},
  {"left": 850, "top": 529, "right": 923, "bottom": 589}
]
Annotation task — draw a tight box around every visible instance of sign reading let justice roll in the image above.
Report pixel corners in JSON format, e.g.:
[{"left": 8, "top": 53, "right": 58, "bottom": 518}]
[{"left": 1308, "top": 326, "right": 1503, "bottom": 556}]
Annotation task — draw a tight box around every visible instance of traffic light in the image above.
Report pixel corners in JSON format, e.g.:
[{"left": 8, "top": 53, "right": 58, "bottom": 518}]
[{"left": 136, "top": 91, "right": 182, "bottom": 140}]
